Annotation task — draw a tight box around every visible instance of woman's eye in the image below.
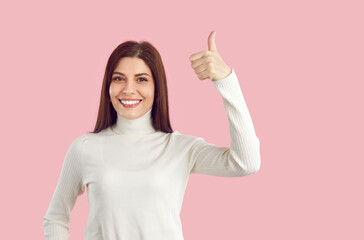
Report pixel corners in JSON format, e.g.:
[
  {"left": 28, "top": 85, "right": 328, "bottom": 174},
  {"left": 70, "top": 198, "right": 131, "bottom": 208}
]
[{"left": 112, "top": 77, "right": 147, "bottom": 82}]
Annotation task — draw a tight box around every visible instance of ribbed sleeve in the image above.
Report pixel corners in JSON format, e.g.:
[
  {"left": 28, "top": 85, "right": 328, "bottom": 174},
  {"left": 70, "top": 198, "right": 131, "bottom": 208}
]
[
  {"left": 189, "top": 69, "right": 261, "bottom": 177},
  {"left": 42, "top": 136, "right": 86, "bottom": 240}
]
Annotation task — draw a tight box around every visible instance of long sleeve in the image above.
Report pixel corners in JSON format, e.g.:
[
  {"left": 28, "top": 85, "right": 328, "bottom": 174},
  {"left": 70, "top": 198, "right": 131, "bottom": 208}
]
[
  {"left": 42, "top": 136, "right": 86, "bottom": 240},
  {"left": 188, "top": 68, "right": 261, "bottom": 177}
]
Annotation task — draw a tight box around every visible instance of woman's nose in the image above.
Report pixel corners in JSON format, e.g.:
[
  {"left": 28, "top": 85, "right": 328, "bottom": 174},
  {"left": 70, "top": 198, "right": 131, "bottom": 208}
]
[{"left": 123, "top": 80, "right": 136, "bottom": 94}]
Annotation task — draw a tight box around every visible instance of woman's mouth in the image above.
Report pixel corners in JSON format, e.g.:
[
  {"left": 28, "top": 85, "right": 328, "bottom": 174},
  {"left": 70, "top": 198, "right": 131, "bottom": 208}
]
[{"left": 119, "top": 99, "right": 142, "bottom": 108}]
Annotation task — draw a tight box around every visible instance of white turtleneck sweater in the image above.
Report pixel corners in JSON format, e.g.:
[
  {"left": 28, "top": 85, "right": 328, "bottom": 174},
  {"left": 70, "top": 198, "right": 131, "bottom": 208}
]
[{"left": 42, "top": 69, "right": 261, "bottom": 240}]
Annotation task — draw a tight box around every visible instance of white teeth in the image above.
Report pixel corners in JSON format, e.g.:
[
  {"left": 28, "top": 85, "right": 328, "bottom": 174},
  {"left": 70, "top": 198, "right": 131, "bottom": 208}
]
[{"left": 120, "top": 100, "right": 141, "bottom": 105}]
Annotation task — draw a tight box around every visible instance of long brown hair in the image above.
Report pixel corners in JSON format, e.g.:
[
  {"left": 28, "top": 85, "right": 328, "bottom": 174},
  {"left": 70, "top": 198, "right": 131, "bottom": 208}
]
[{"left": 89, "top": 41, "right": 173, "bottom": 134}]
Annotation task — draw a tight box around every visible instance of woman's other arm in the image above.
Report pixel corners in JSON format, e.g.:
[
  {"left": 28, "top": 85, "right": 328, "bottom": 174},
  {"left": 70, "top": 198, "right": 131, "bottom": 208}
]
[{"left": 42, "top": 137, "right": 86, "bottom": 239}]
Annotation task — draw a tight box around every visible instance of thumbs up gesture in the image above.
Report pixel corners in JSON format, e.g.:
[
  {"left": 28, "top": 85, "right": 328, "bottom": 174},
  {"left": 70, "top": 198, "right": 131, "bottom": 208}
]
[{"left": 189, "top": 31, "right": 232, "bottom": 81}]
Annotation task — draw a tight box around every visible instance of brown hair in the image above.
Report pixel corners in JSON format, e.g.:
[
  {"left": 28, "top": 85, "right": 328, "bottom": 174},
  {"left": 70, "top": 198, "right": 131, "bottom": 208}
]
[{"left": 89, "top": 41, "right": 174, "bottom": 134}]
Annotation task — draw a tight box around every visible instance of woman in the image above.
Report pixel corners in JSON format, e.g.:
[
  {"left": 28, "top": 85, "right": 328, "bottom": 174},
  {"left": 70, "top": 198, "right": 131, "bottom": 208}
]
[{"left": 42, "top": 31, "right": 261, "bottom": 240}]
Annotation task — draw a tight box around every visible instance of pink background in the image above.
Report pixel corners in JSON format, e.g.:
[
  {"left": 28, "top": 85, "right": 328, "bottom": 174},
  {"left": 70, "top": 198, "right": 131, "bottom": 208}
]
[{"left": 1, "top": 0, "right": 363, "bottom": 239}]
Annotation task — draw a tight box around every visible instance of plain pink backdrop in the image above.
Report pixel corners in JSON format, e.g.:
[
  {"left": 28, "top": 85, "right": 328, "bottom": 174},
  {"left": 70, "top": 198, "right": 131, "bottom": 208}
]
[{"left": 1, "top": 0, "right": 363, "bottom": 239}]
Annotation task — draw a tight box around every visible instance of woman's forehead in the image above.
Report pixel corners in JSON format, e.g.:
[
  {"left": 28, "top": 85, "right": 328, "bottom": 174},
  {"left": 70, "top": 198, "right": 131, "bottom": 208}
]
[{"left": 115, "top": 57, "right": 151, "bottom": 73}]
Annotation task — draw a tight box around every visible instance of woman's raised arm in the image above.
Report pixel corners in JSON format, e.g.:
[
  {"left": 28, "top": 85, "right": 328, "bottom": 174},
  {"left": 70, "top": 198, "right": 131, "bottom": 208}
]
[
  {"left": 188, "top": 68, "right": 261, "bottom": 177},
  {"left": 187, "top": 31, "right": 261, "bottom": 177}
]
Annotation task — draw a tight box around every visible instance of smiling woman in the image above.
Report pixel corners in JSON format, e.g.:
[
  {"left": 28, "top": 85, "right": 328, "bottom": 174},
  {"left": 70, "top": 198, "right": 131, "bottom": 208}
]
[
  {"left": 92, "top": 40, "right": 173, "bottom": 134},
  {"left": 109, "top": 57, "right": 155, "bottom": 120},
  {"left": 42, "top": 35, "right": 261, "bottom": 240}
]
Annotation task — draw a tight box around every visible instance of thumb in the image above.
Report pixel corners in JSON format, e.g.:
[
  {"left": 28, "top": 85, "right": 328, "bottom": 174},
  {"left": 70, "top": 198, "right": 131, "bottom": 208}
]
[{"left": 208, "top": 30, "right": 217, "bottom": 52}]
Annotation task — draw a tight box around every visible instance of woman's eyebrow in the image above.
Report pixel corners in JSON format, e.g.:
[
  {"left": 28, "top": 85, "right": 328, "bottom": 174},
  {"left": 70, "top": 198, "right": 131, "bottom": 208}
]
[{"left": 113, "top": 72, "right": 151, "bottom": 77}]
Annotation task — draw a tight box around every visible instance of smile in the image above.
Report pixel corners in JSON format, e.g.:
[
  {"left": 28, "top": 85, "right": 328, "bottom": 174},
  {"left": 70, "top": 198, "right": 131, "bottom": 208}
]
[{"left": 119, "top": 99, "right": 142, "bottom": 108}]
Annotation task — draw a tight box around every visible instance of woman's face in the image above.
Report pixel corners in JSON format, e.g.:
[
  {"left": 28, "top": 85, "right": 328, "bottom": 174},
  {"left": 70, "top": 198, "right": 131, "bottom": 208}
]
[{"left": 109, "top": 57, "right": 155, "bottom": 120}]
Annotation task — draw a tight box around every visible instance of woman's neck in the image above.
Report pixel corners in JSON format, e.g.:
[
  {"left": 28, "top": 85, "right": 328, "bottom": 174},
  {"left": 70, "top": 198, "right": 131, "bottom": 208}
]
[{"left": 111, "top": 108, "right": 156, "bottom": 136}]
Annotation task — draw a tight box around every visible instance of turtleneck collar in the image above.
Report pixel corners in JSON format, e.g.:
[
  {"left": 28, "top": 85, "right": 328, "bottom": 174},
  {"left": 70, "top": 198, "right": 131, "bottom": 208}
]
[{"left": 111, "top": 108, "right": 157, "bottom": 136}]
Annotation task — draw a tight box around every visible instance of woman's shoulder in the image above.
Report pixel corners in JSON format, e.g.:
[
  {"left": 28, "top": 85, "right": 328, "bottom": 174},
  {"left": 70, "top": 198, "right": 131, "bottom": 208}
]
[
  {"left": 78, "top": 126, "right": 114, "bottom": 141},
  {"left": 68, "top": 133, "right": 91, "bottom": 147},
  {"left": 69, "top": 129, "right": 107, "bottom": 146},
  {"left": 170, "top": 130, "right": 203, "bottom": 144},
  {"left": 72, "top": 129, "right": 203, "bottom": 145}
]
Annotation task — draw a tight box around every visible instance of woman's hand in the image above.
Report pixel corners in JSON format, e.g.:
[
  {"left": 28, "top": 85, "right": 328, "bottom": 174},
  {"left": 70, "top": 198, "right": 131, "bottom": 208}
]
[{"left": 189, "top": 30, "right": 232, "bottom": 81}]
